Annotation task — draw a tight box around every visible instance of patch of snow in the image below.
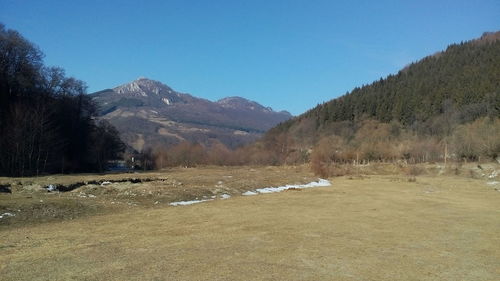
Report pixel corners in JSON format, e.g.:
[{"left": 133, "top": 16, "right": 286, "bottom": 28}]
[
  {"left": 298, "top": 179, "right": 331, "bottom": 188},
  {"left": 47, "top": 184, "right": 57, "bottom": 192},
  {"left": 233, "top": 130, "right": 249, "bottom": 136},
  {"left": 101, "top": 181, "right": 112, "bottom": 186},
  {"left": 171, "top": 179, "right": 331, "bottom": 206},
  {"left": 162, "top": 98, "right": 171, "bottom": 105},
  {"left": 254, "top": 179, "right": 331, "bottom": 194},
  {"left": 487, "top": 181, "right": 499, "bottom": 186},
  {"left": 0, "top": 212, "right": 15, "bottom": 219},
  {"left": 169, "top": 199, "right": 213, "bottom": 206},
  {"left": 489, "top": 170, "right": 498, "bottom": 179},
  {"left": 242, "top": 191, "right": 258, "bottom": 196}
]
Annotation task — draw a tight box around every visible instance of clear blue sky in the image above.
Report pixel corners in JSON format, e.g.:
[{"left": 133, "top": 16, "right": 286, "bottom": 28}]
[{"left": 1, "top": 0, "right": 499, "bottom": 115}]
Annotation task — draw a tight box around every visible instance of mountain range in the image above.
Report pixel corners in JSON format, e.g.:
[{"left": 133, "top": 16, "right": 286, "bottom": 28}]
[{"left": 90, "top": 78, "right": 291, "bottom": 151}]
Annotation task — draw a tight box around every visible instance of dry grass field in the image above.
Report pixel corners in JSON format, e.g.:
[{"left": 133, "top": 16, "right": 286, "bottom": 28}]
[{"left": 1, "top": 164, "right": 499, "bottom": 280}]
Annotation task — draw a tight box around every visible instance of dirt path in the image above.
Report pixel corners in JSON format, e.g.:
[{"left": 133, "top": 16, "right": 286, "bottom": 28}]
[{"left": 1, "top": 174, "right": 499, "bottom": 280}]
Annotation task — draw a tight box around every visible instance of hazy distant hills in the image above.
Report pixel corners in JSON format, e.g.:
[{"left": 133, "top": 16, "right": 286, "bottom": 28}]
[
  {"left": 267, "top": 31, "right": 500, "bottom": 144},
  {"left": 90, "top": 78, "right": 292, "bottom": 151}
]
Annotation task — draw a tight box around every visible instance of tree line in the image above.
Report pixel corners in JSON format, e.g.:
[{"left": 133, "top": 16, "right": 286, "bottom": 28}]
[
  {"left": 131, "top": 112, "right": 499, "bottom": 174},
  {"left": 308, "top": 118, "right": 500, "bottom": 177},
  {"left": 0, "top": 24, "right": 124, "bottom": 176}
]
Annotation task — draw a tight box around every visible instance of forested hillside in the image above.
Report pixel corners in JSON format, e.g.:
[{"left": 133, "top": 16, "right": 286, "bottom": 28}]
[
  {"left": 255, "top": 32, "right": 500, "bottom": 173},
  {"left": 274, "top": 31, "right": 499, "bottom": 135},
  {"left": 0, "top": 24, "right": 124, "bottom": 176}
]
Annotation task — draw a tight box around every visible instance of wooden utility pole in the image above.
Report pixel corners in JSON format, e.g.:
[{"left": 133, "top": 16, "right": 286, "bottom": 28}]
[{"left": 444, "top": 142, "right": 448, "bottom": 168}]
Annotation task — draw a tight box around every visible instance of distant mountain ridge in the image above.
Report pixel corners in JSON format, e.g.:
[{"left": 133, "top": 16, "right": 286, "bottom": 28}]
[{"left": 90, "top": 78, "right": 292, "bottom": 151}]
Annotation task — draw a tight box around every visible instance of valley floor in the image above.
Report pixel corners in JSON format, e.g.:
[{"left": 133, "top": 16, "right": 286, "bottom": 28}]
[{"left": 1, "top": 165, "right": 499, "bottom": 280}]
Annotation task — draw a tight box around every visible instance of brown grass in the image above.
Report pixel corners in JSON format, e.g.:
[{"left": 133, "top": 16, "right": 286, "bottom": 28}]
[
  {"left": 1, "top": 166, "right": 499, "bottom": 280},
  {"left": 0, "top": 166, "right": 318, "bottom": 227}
]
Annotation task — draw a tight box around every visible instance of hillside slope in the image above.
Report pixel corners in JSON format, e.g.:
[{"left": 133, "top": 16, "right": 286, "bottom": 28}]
[
  {"left": 248, "top": 32, "right": 500, "bottom": 169},
  {"left": 90, "top": 78, "right": 291, "bottom": 151},
  {"left": 270, "top": 31, "right": 500, "bottom": 142}
]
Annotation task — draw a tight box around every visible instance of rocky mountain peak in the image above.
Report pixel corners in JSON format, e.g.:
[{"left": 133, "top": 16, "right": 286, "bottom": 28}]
[
  {"left": 90, "top": 78, "right": 293, "bottom": 150},
  {"left": 113, "top": 77, "right": 175, "bottom": 97},
  {"left": 217, "top": 96, "right": 278, "bottom": 113}
]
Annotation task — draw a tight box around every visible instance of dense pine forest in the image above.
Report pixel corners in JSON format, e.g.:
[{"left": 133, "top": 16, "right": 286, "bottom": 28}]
[
  {"left": 0, "top": 24, "right": 124, "bottom": 176},
  {"left": 273, "top": 32, "right": 499, "bottom": 133},
  {"left": 255, "top": 32, "right": 500, "bottom": 174}
]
